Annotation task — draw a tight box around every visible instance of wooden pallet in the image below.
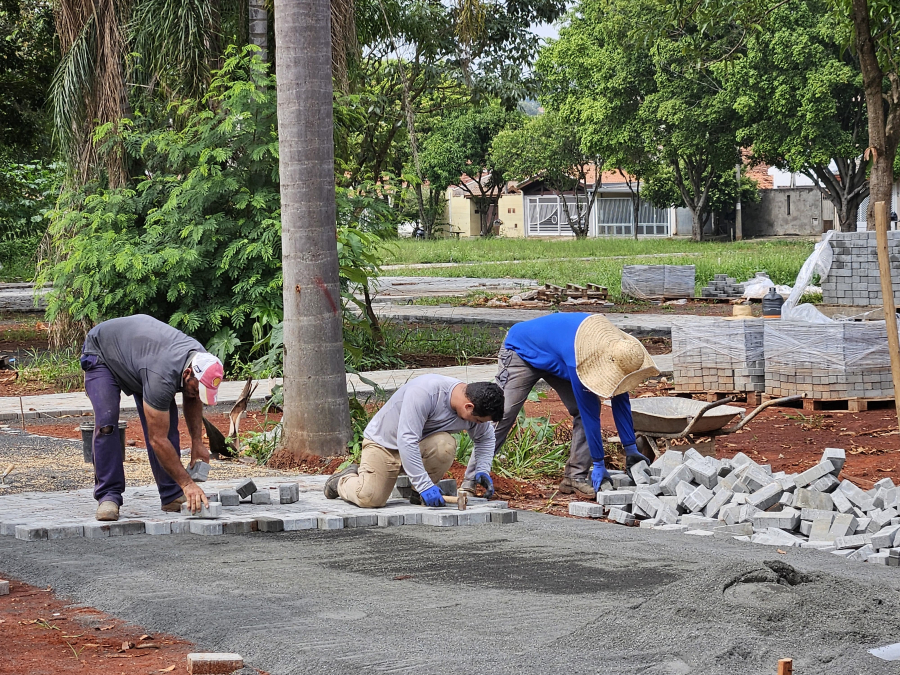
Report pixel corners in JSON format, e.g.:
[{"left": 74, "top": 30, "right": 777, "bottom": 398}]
[
  {"left": 671, "top": 390, "right": 764, "bottom": 405},
  {"left": 536, "top": 282, "right": 608, "bottom": 303},
  {"left": 800, "top": 396, "right": 895, "bottom": 413}
]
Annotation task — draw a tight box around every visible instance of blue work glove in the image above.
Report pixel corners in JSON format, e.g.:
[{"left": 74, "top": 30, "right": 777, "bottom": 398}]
[
  {"left": 419, "top": 485, "right": 446, "bottom": 507},
  {"left": 474, "top": 472, "right": 494, "bottom": 499},
  {"left": 591, "top": 462, "right": 610, "bottom": 492},
  {"left": 623, "top": 443, "right": 650, "bottom": 475}
]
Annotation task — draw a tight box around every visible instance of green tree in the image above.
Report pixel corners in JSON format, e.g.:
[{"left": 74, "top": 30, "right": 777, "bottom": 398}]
[
  {"left": 539, "top": 0, "right": 741, "bottom": 241},
  {"left": 0, "top": 1, "right": 56, "bottom": 160},
  {"left": 650, "top": 0, "right": 900, "bottom": 230},
  {"left": 419, "top": 104, "right": 521, "bottom": 237},
  {"left": 490, "top": 112, "right": 602, "bottom": 238},
  {"left": 729, "top": 1, "right": 867, "bottom": 232}
]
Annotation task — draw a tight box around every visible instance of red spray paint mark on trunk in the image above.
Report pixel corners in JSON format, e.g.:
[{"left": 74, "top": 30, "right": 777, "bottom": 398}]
[{"left": 315, "top": 276, "right": 339, "bottom": 315}]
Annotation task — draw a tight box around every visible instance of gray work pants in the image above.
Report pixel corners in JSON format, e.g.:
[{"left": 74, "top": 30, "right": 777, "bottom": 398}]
[{"left": 464, "top": 348, "right": 592, "bottom": 483}]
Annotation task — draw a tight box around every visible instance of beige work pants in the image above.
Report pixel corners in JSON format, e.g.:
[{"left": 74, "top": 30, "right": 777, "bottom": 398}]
[{"left": 337, "top": 432, "right": 457, "bottom": 508}]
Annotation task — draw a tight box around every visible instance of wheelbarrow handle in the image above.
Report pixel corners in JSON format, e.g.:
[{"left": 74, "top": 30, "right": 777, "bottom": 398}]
[
  {"left": 677, "top": 396, "right": 738, "bottom": 438},
  {"left": 713, "top": 395, "right": 803, "bottom": 435}
]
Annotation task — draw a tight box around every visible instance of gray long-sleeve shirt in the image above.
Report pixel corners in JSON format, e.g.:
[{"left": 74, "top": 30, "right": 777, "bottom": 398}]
[{"left": 363, "top": 374, "right": 495, "bottom": 493}]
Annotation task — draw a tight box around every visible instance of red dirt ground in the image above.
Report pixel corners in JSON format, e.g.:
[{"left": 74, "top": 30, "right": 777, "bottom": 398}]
[{"left": 0, "top": 578, "right": 269, "bottom": 675}]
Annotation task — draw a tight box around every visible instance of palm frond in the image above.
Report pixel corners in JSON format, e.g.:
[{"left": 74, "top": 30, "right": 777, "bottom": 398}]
[
  {"left": 129, "top": 0, "right": 216, "bottom": 99},
  {"left": 49, "top": 14, "right": 96, "bottom": 162}
]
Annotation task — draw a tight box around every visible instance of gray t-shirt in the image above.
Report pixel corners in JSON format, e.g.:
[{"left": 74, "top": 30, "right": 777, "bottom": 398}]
[
  {"left": 83, "top": 315, "right": 204, "bottom": 411},
  {"left": 364, "top": 374, "right": 495, "bottom": 493}
]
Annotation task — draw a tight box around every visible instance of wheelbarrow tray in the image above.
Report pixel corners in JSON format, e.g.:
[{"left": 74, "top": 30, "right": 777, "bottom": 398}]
[{"left": 628, "top": 397, "right": 745, "bottom": 435}]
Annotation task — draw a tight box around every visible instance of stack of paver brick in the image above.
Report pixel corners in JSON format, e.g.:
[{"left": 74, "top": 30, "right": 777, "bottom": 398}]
[
  {"left": 821, "top": 231, "right": 900, "bottom": 307},
  {"left": 621, "top": 265, "right": 696, "bottom": 300},
  {"left": 569, "top": 447, "right": 900, "bottom": 566},
  {"left": 672, "top": 318, "right": 765, "bottom": 393},
  {"left": 764, "top": 320, "right": 895, "bottom": 400},
  {"left": 699, "top": 274, "right": 745, "bottom": 299}
]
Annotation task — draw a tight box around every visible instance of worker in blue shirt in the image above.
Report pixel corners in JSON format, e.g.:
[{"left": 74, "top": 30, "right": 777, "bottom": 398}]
[{"left": 462, "top": 313, "right": 659, "bottom": 499}]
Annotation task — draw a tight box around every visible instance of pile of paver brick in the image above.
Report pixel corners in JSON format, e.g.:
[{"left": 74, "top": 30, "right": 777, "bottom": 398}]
[
  {"left": 699, "top": 274, "right": 745, "bottom": 299},
  {"left": 821, "top": 231, "right": 900, "bottom": 307},
  {"left": 672, "top": 318, "right": 765, "bottom": 394},
  {"left": 621, "top": 264, "right": 696, "bottom": 300},
  {"left": 569, "top": 447, "right": 900, "bottom": 566},
  {"left": 765, "top": 320, "right": 895, "bottom": 400},
  {"left": 0, "top": 476, "right": 517, "bottom": 541}
]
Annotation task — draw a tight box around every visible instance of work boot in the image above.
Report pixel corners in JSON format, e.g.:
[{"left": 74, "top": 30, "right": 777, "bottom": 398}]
[
  {"left": 95, "top": 501, "right": 120, "bottom": 522},
  {"left": 161, "top": 495, "right": 187, "bottom": 513},
  {"left": 324, "top": 464, "right": 359, "bottom": 499},
  {"left": 459, "top": 479, "right": 477, "bottom": 494},
  {"left": 559, "top": 476, "right": 596, "bottom": 499}
]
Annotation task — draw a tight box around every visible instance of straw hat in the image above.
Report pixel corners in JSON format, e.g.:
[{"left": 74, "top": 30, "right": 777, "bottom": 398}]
[{"left": 574, "top": 315, "right": 659, "bottom": 398}]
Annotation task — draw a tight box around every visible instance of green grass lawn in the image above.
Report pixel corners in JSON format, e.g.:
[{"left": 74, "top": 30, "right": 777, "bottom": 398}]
[{"left": 382, "top": 238, "right": 815, "bottom": 299}]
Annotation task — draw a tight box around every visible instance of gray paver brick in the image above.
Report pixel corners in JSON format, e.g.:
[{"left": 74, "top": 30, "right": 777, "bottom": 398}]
[
  {"left": 251, "top": 491, "right": 271, "bottom": 505},
  {"left": 235, "top": 478, "right": 257, "bottom": 499},
  {"left": 458, "top": 511, "right": 492, "bottom": 526},
  {"left": 282, "top": 514, "right": 319, "bottom": 531},
  {"left": 0, "top": 580, "right": 8, "bottom": 595},
  {"left": 189, "top": 520, "right": 223, "bottom": 535},
  {"left": 219, "top": 489, "right": 240, "bottom": 506},
  {"left": 46, "top": 524, "right": 84, "bottom": 540},
  {"left": 490, "top": 510, "right": 517, "bottom": 524},
  {"left": 222, "top": 520, "right": 256, "bottom": 534},
  {"left": 318, "top": 515, "right": 344, "bottom": 530},
  {"left": 401, "top": 511, "right": 422, "bottom": 525},
  {"left": 15, "top": 524, "right": 47, "bottom": 541},
  {"left": 144, "top": 520, "right": 172, "bottom": 535},
  {"left": 255, "top": 516, "right": 284, "bottom": 532},
  {"left": 569, "top": 502, "right": 604, "bottom": 518},
  {"left": 83, "top": 523, "right": 110, "bottom": 538},
  {"left": 422, "top": 511, "right": 459, "bottom": 527},
  {"left": 345, "top": 514, "right": 378, "bottom": 528},
  {"left": 278, "top": 483, "right": 300, "bottom": 504}
]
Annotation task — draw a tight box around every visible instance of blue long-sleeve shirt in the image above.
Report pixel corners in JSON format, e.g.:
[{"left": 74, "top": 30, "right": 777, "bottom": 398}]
[{"left": 504, "top": 313, "right": 636, "bottom": 462}]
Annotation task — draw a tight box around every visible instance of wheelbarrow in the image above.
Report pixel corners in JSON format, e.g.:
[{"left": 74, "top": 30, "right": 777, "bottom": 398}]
[{"left": 622, "top": 394, "right": 803, "bottom": 459}]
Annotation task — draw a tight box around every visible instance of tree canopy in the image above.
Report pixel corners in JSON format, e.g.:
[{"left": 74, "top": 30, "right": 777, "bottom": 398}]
[
  {"left": 490, "top": 112, "right": 601, "bottom": 238},
  {"left": 539, "top": 0, "right": 744, "bottom": 240}
]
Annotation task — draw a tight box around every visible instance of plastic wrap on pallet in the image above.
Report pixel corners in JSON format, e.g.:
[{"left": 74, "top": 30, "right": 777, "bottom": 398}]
[
  {"left": 764, "top": 320, "right": 897, "bottom": 400},
  {"left": 672, "top": 318, "right": 765, "bottom": 393},
  {"left": 821, "top": 230, "right": 900, "bottom": 307},
  {"left": 621, "top": 265, "right": 695, "bottom": 300}
]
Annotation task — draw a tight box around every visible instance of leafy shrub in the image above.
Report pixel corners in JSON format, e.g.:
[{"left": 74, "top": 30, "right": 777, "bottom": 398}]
[
  {"left": 0, "top": 160, "right": 62, "bottom": 280},
  {"left": 39, "top": 46, "right": 393, "bottom": 365}
]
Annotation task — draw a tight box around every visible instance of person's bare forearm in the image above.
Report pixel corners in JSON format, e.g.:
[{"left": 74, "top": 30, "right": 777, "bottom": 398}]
[{"left": 152, "top": 436, "right": 193, "bottom": 487}]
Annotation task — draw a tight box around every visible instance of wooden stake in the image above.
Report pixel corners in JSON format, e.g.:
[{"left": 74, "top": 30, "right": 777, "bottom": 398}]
[
  {"left": 874, "top": 201, "right": 900, "bottom": 429},
  {"left": 777, "top": 658, "right": 793, "bottom": 675}
]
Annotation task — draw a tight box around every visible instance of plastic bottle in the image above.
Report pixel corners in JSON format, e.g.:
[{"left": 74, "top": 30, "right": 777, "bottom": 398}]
[{"left": 762, "top": 287, "right": 784, "bottom": 318}]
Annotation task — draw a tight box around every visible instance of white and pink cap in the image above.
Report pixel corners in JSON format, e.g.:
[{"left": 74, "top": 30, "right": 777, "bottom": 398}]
[{"left": 191, "top": 353, "right": 225, "bottom": 405}]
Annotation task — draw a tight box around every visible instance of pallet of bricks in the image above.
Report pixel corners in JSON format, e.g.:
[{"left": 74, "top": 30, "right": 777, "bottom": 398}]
[
  {"left": 671, "top": 318, "right": 765, "bottom": 402},
  {"left": 821, "top": 231, "right": 900, "bottom": 307},
  {"left": 764, "top": 320, "right": 895, "bottom": 411}
]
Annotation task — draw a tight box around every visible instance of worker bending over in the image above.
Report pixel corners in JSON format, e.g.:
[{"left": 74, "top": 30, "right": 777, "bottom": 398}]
[
  {"left": 463, "top": 313, "right": 658, "bottom": 499},
  {"left": 325, "top": 375, "right": 504, "bottom": 507},
  {"left": 81, "top": 314, "right": 224, "bottom": 521}
]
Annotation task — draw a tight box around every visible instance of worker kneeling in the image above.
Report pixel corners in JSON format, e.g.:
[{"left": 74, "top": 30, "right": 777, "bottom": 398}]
[{"left": 324, "top": 375, "right": 504, "bottom": 508}]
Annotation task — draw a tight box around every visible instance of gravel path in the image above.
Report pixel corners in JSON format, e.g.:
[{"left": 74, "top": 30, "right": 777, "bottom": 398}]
[{"left": 0, "top": 429, "right": 287, "bottom": 495}]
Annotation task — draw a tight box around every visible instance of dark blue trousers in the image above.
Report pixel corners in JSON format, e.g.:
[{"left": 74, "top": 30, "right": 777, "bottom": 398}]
[{"left": 81, "top": 353, "right": 184, "bottom": 506}]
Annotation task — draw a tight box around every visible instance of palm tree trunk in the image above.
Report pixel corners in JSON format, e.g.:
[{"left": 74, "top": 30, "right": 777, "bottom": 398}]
[
  {"left": 249, "top": 0, "right": 268, "bottom": 62},
  {"left": 274, "top": 0, "right": 351, "bottom": 458}
]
